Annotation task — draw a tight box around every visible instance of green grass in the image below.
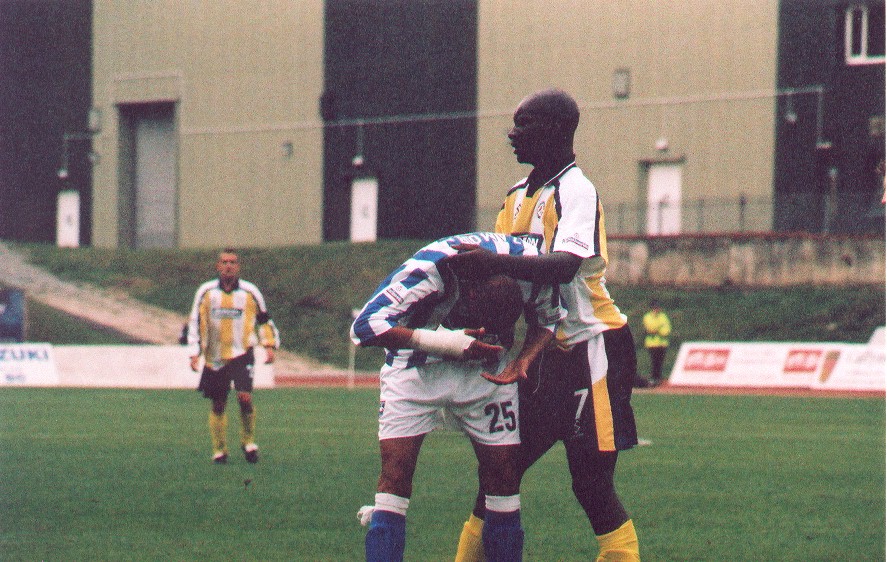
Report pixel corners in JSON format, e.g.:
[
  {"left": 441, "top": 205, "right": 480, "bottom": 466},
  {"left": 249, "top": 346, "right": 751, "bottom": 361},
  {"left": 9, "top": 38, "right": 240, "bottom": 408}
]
[
  {"left": 24, "top": 299, "right": 141, "bottom": 344},
  {"left": 12, "top": 242, "right": 886, "bottom": 376},
  {"left": 0, "top": 388, "right": 882, "bottom": 561}
]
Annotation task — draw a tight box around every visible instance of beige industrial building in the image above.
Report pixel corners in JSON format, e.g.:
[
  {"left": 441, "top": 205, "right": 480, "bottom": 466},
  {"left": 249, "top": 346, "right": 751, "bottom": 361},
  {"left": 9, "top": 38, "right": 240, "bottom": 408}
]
[{"left": 87, "top": 1, "right": 883, "bottom": 249}]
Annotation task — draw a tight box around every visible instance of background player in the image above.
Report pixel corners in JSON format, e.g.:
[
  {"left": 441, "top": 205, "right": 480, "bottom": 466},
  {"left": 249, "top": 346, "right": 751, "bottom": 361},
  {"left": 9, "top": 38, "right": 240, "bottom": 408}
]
[
  {"left": 187, "top": 248, "right": 279, "bottom": 464},
  {"left": 351, "top": 232, "right": 565, "bottom": 562},
  {"left": 446, "top": 89, "right": 641, "bottom": 561}
]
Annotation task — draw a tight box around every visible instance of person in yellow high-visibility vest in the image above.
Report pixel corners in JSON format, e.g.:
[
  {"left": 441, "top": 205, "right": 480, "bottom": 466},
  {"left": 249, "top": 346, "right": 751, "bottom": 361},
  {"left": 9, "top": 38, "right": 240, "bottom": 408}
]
[{"left": 643, "top": 299, "right": 672, "bottom": 386}]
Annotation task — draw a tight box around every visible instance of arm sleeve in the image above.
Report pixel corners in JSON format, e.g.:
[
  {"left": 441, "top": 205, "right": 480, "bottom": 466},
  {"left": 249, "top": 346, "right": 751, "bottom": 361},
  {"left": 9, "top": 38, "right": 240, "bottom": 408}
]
[
  {"left": 256, "top": 314, "right": 280, "bottom": 349},
  {"left": 351, "top": 263, "right": 444, "bottom": 346},
  {"left": 642, "top": 313, "right": 654, "bottom": 334},
  {"left": 247, "top": 284, "right": 280, "bottom": 349},
  {"left": 660, "top": 315, "right": 672, "bottom": 337},
  {"left": 550, "top": 177, "right": 601, "bottom": 259},
  {"left": 494, "top": 204, "right": 508, "bottom": 234},
  {"left": 186, "top": 286, "right": 205, "bottom": 358}
]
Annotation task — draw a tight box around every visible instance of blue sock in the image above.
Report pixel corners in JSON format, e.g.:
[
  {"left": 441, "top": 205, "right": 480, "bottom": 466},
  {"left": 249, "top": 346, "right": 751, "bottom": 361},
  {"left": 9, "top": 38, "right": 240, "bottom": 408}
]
[
  {"left": 365, "top": 509, "right": 406, "bottom": 562},
  {"left": 482, "top": 509, "right": 524, "bottom": 562}
]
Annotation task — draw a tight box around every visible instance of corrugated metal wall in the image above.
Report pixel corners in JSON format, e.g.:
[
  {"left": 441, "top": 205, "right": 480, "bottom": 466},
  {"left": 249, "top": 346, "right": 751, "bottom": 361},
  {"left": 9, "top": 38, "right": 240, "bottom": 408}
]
[
  {"left": 90, "top": 1, "right": 784, "bottom": 247},
  {"left": 1, "top": 0, "right": 92, "bottom": 244},
  {"left": 321, "top": 0, "right": 478, "bottom": 241},
  {"left": 474, "top": 0, "right": 780, "bottom": 233},
  {"left": 91, "top": 1, "right": 325, "bottom": 248}
]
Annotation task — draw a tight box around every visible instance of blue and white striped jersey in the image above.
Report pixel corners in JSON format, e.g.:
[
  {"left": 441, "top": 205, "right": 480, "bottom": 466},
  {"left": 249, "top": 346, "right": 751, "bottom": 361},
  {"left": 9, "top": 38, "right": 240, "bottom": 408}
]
[{"left": 350, "top": 232, "right": 565, "bottom": 369}]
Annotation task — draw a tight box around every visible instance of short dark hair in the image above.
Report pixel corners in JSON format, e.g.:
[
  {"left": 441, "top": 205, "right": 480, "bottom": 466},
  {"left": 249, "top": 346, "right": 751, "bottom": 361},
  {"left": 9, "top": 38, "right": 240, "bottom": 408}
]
[
  {"left": 475, "top": 275, "right": 524, "bottom": 334},
  {"left": 523, "top": 88, "right": 580, "bottom": 135}
]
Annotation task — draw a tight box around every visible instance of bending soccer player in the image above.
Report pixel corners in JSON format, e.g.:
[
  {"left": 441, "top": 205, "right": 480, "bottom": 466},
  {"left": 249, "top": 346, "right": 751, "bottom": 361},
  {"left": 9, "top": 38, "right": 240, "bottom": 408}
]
[
  {"left": 351, "top": 232, "right": 564, "bottom": 562},
  {"left": 447, "top": 89, "right": 641, "bottom": 561}
]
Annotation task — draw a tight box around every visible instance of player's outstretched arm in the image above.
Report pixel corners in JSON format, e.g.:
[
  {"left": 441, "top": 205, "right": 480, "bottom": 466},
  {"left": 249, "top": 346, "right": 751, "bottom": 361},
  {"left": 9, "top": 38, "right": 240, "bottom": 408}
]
[
  {"left": 482, "top": 324, "right": 554, "bottom": 385},
  {"left": 363, "top": 326, "right": 503, "bottom": 362},
  {"left": 445, "top": 244, "right": 581, "bottom": 284}
]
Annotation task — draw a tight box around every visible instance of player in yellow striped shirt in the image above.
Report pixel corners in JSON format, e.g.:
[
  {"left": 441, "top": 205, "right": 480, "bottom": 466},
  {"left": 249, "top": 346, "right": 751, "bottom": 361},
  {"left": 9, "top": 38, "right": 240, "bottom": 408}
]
[
  {"left": 448, "top": 89, "right": 640, "bottom": 561},
  {"left": 187, "top": 249, "right": 279, "bottom": 464}
]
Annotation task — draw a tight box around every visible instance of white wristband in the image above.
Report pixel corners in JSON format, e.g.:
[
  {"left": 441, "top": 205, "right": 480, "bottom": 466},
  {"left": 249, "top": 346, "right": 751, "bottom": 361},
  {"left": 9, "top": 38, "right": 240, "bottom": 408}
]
[{"left": 409, "top": 327, "right": 475, "bottom": 359}]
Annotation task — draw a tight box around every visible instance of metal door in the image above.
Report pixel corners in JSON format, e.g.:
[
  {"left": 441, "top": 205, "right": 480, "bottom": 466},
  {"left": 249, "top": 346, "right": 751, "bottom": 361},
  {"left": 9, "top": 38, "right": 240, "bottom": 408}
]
[
  {"left": 646, "top": 163, "right": 683, "bottom": 235},
  {"left": 134, "top": 111, "right": 176, "bottom": 248}
]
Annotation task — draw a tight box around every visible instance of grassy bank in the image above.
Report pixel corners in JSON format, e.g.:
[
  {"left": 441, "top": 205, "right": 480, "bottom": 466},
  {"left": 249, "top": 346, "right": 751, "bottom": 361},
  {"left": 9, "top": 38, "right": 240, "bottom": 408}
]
[{"left": 13, "top": 242, "right": 886, "bottom": 374}]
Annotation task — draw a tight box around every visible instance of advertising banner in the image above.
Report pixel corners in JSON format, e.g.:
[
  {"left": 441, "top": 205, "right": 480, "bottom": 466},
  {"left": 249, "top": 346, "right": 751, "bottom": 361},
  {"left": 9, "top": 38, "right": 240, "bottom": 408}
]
[
  {"left": 0, "top": 343, "right": 59, "bottom": 386},
  {"left": 670, "top": 340, "right": 885, "bottom": 392},
  {"left": 52, "top": 345, "right": 275, "bottom": 389},
  {"left": 0, "top": 345, "right": 275, "bottom": 389}
]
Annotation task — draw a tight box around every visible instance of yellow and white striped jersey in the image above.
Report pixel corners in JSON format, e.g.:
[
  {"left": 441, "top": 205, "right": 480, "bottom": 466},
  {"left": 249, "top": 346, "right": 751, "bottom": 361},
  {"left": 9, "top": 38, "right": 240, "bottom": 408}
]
[
  {"left": 495, "top": 162, "right": 627, "bottom": 347},
  {"left": 186, "top": 278, "right": 279, "bottom": 369}
]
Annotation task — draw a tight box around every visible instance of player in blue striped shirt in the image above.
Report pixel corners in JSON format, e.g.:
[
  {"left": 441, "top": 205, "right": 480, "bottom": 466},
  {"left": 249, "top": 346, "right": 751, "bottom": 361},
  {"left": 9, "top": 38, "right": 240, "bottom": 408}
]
[{"left": 351, "top": 232, "right": 564, "bottom": 562}]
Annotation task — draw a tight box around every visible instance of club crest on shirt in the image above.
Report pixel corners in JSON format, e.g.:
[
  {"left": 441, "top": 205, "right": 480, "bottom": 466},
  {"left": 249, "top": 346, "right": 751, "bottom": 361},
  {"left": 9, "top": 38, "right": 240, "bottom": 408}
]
[{"left": 379, "top": 401, "right": 386, "bottom": 417}]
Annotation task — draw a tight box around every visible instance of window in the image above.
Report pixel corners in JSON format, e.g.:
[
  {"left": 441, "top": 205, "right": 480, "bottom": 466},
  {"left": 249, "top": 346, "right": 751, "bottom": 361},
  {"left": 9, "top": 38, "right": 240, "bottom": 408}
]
[{"left": 845, "top": 3, "right": 885, "bottom": 64}]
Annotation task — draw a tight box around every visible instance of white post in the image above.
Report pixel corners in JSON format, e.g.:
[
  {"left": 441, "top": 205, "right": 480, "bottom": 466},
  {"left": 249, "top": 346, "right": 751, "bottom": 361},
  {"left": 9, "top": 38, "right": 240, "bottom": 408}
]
[
  {"left": 347, "top": 308, "right": 361, "bottom": 389},
  {"left": 56, "top": 190, "right": 80, "bottom": 248}
]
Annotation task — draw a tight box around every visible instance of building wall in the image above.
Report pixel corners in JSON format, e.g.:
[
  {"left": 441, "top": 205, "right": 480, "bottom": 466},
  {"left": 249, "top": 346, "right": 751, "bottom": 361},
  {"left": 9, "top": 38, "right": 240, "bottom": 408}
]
[
  {"left": 321, "top": 0, "right": 478, "bottom": 241},
  {"left": 1, "top": 0, "right": 92, "bottom": 244},
  {"left": 774, "top": 0, "right": 885, "bottom": 234},
  {"left": 475, "top": 0, "right": 780, "bottom": 233},
  {"left": 87, "top": 1, "right": 880, "bottom": 248},
  {"left": 91, "top": 1, "right": 325, "bottom": 248}
]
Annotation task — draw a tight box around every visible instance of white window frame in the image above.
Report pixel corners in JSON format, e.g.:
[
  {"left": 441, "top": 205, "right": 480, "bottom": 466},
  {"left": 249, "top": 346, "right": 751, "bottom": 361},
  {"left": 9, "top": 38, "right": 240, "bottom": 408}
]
[{"left": 845, "top": 4, "right": 885, "bottom": 65}]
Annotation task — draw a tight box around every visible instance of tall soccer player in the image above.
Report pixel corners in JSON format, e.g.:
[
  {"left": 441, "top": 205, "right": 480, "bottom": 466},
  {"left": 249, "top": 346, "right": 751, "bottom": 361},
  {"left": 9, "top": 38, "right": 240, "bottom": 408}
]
[
  {"left": 187, "top": 248, "right": 279, "bottom": 464},
  {"left": 351, "top": 232, "right": 565, "bottom": 562},
  {"left": 447, "top": 89, "right": 642, "bottom": 561}
]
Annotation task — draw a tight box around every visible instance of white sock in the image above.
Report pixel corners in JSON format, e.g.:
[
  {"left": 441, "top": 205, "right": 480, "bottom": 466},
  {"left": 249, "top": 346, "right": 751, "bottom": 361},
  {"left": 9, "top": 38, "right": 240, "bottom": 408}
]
[
  {"left": 485, "top": 494, "right": 521, "bottom": 513},
  {"left": 375, "top": 492, "right": 410, "bottom": 516}
]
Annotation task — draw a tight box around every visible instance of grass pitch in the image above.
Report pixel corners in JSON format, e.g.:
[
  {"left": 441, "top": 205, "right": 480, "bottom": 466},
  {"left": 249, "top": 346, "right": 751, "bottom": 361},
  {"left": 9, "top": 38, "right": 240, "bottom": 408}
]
[{"left": 1, "top": 388, "right": 883, "bottom": 561}]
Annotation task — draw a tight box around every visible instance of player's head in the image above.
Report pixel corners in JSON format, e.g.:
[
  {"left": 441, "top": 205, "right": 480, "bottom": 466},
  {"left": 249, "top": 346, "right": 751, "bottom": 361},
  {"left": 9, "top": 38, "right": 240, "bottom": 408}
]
[
  {"left": 459, "top": 274, "right": 524, "bottom": 340},
  {"left": 509, "top": 88, "right": 580, "bottom": 165},
  {"left": 216, "top": 248, "right": 241, "bottom": 282}
]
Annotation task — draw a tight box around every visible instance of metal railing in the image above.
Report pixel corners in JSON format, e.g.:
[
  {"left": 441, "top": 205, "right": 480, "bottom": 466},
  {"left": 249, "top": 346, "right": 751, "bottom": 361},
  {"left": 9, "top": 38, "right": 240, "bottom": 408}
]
[{"left": 605, "top": 192, "right": 884, "bottom": 236}]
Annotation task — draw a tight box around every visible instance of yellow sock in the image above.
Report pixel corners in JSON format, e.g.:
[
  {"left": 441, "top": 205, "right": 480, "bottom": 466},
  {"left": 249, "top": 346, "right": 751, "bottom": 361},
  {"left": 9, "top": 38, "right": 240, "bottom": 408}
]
[
  {"left": 454, "top": 513, "right": 486, "bottom": 562},
  {"left": 240, "top": 409, "right": 256, "bottom": 447},
  {"left": 596, "top": 519, "right": 640, "bottom": 562},
  {"left": 209, "top": 411, "right": 228, "bottom": 455}
]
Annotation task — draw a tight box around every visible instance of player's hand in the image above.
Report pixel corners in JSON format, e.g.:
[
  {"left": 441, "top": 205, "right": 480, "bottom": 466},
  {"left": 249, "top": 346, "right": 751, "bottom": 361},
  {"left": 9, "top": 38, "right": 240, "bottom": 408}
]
[
  {"left": 481, "top": 358, "right": 530, "bottom": 385},
  {"left": 189, "top": 355, "right": 200, "bottom": 372},
  {"left": 463, "top": 339, "right": 504, "bottom": 363},
  {"left": 264, "top": 347, "right": 276, "bottom": 364},
  {"left": 464, "top": 327, "right": 487, "bottom": 340},
  {"left": 443, "top": 244, "right": 496, "bottom": 278}
]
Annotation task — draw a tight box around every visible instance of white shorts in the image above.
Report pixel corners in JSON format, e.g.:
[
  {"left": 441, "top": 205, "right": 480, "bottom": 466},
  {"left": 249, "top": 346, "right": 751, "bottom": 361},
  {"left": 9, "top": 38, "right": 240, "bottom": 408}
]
[{"left": 378, "top": 360, "right": 520, "bottom": 446}]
